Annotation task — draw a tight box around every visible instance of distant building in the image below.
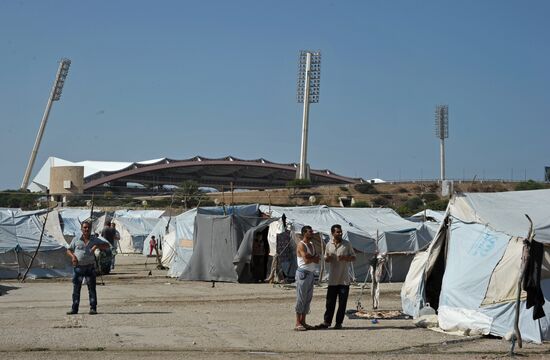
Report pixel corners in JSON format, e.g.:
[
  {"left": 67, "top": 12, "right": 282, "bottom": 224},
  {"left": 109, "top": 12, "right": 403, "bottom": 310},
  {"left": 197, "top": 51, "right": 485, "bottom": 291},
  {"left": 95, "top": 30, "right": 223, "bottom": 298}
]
[{"left": 30, "top": 156, "right": 363, "bottom": 194}]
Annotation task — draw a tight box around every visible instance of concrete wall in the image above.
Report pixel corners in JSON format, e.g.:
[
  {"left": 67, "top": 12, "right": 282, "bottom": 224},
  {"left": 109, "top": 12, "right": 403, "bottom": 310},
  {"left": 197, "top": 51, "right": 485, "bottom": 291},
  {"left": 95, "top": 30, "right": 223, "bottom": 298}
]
[{"left": 49, "top": 166, "right": 84, "bottom": 195}]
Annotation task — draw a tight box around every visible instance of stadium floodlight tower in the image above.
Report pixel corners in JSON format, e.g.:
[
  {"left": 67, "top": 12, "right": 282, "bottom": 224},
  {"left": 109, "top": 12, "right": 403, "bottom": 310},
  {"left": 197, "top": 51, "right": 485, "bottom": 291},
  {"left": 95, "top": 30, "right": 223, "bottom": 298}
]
[
  {"left": 21, "top": 58, "right": 71, "bottom": 190},
  {"left": 434, "top": 104, "right": 449, "bottom": 181},
  {"left": 296, "top": 50, "right": 321, "bottom": 181}
]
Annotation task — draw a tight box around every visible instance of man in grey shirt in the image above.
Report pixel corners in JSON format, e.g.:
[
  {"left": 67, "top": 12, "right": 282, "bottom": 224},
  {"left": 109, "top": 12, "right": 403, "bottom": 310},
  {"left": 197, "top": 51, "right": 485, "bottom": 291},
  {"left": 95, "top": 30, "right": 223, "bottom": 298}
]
[
  {"left": 317, "top": 224, "right": 355, "bottom": 329},
  {"left": 66, "top": 220, "right": 110, "bottom": 315}
]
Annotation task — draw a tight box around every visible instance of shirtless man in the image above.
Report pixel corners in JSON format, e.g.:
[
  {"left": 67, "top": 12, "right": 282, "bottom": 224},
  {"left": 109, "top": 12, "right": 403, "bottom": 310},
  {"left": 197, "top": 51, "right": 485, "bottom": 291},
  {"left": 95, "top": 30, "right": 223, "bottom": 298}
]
[{"left": 294, "top": 225, "right": 320, "bottom": 331}]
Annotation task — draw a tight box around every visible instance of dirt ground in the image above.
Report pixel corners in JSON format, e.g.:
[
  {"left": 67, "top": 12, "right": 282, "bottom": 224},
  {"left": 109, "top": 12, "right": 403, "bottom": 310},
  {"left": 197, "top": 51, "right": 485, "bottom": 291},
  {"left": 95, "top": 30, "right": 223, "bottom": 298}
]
[{"left": 1, "top": 255, "right": 549, "bottom": 360}]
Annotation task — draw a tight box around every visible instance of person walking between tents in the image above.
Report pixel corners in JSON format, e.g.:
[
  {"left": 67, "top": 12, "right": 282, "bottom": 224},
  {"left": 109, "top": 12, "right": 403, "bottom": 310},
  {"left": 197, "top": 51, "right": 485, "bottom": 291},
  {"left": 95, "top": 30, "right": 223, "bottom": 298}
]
[
  {"left": 317, "top": 224, "right": 356, "bottom": 330},
  {"left": 110, "top": 222, "right": 120, "bottom": 270},
  {"left": 149, "top": 236, "right": 157, "bottom": 256},
  {"left": 66, "top": 220, "right": 110, "bottom": 315},
  {"left": 294, "top": 225, "right": 319, "bottom": 331},
  {"left": 101, "top": 219, "right": 116, "bottom": 246}
]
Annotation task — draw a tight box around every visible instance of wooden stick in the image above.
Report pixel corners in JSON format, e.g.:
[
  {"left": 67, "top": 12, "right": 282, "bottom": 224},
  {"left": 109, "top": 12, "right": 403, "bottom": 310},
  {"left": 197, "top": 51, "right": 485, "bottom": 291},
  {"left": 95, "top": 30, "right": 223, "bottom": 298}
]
[{"left": 512, "top": 214, "right": 535, "bottom": 350}]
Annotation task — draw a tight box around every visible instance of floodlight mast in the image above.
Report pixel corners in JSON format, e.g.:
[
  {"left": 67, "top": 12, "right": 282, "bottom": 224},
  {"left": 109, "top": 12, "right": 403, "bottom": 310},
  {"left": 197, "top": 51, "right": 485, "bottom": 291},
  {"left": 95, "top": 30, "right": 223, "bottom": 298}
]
[
  {"left": 296, "top": 50, "right": 321, "bottom": 180},
  {"left": 434, "top": 104, "right": 449, "bottom": 181},
  {"left": 21, "top": 59, "right": 71, "bottom": 190}
]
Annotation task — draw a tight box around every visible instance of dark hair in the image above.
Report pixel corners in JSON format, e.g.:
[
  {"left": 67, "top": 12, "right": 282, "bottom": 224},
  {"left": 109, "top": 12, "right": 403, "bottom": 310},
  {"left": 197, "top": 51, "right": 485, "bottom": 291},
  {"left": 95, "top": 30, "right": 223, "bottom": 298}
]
[
  {"left": 301, "top": 225, "right": 312, "bottom": 235},
  {"left": 81, "top": 220, "right": 92, "bottom": 228},
  {"left": 331, "top": 224, "right": 342, "bottom": 234}
]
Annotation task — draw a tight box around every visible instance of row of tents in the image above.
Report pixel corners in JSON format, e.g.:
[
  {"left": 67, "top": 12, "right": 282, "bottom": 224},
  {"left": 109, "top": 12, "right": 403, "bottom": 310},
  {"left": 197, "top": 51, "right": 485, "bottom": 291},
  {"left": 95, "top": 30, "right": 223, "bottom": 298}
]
[
  {"left": 0, "top": 204, "right": 437, "bottom": 282},
  {"left": 143, "top": 204, "right": 436, "bottom": 283},
  {"left": 2, "top": 189, "right": 549, "bottom": 343},
  {"left": 0, "top": 208, "right": 166, "bottom": 279}
]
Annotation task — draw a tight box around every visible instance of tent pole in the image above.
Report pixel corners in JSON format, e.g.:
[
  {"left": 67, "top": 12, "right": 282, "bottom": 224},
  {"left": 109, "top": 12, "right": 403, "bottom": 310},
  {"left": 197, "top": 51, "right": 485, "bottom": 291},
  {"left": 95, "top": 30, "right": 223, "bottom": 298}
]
[{"left": 511, "top": 215, "right": 535, "bottom": 353}]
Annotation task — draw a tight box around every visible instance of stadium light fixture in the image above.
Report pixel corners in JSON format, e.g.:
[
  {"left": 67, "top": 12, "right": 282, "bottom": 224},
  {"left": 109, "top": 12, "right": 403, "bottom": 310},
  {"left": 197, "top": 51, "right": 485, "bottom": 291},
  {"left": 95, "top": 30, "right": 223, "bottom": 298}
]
[
  {"left": 434, "top": 104, "right": 449, "bottom": 181},
  {"left": 21, "top": 58, "right": 72, "bottom": 190},
  {"left": 296, "top": 50, "right": 321, "bottom": 180}
]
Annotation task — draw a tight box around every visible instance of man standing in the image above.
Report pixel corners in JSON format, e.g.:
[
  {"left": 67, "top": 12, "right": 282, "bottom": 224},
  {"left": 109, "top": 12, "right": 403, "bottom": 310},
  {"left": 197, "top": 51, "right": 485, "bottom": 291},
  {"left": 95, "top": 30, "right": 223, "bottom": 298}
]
[
  {"left": 317, "top": 224, "right": 356, "bottom": 329},
  {"left": 101, "top": 219, "right": 116, "bottom": 247},
  {"left": 66, "top": 220, "right": 110, "bottom": 315},
  {"left": 294, "top": 225, "right": 319, "bottom": 331}
]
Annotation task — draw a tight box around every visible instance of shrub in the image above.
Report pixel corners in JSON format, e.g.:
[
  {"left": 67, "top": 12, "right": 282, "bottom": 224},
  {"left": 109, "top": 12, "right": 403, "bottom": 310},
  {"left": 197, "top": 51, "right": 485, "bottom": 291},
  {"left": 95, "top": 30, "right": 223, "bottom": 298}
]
[
  {"left": 286, "top": 179, "right": 312, "bottom": 188},
  {"left": 395, "top": 205, "right": 413, "bottom": 217},
  {"left": 352, "top": 200, "right": 370, "bottom": 208},
  {"left": 0, "top": 190, "right": 42, "bottom": 210},
  {"left": 426, "top": 199, "right": 449, "bottom": 211},
  {"left": 354, "top": 183, "right": 378, "bottom": 194},
  {"left": 515, "top": 180, "right": 545, "bottom": 191},
  {"left": 397, "top": 187, "right": 408, "bottom": 193},
  {"left": 405, "top": 197, "right": 424, "bottom": 212},
  {"left": 67, "top": 198, "right": 87, "bottom": 207},
  {"left": 372, "top": 196, "right": 389, "bottom": 207},
  {"left": 421, "top": 193, "right": 439, "bottom": 202}
]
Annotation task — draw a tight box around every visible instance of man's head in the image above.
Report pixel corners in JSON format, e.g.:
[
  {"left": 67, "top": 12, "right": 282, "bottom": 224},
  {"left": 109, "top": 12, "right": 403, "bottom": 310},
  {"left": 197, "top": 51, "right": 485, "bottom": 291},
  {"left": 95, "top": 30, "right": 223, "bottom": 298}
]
[
  {"left": 81, "top": 220, "right": 92, "bottom": 238},
  {"left": 301, "top": 225, "right": 313, "bottom": 239},
  {"left": 151, "top": 235, "right": 155, "bottom": 240},
  {"left": 331, "top": 224, "right": 343, "bottom": 242},
  {"left": 105, "top": 219, "right": 111, "bottom": 227},
  {"left": 111, "top": 222, "right": 116, "bottom": 228}
]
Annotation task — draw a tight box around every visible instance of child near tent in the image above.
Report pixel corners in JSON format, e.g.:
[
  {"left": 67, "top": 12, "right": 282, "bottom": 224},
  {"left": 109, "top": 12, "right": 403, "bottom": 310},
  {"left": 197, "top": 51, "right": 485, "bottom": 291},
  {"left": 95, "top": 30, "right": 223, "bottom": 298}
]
[{"left": 149, "top": 236, "right": 157, "bottom": 256}]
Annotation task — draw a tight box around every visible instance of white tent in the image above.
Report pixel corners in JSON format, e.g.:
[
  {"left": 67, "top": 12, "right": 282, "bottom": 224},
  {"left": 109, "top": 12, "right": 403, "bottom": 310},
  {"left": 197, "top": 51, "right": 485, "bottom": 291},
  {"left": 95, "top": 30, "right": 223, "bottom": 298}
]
[
  {"left": 163, "top": 210, "right": 195, "bottom": 276},
  {"left": 401, "top": 189, "right": 550, "bottom": 343},
  {"left": 408, "top": 209, "right": 445, "bottom": 238},
  {"left": 114, "top": 209, "right": 165, "bottom": 218},
  {"left": 142, "top": 216, "right": 172, "bottom": 257},
  {"left": 166, "top": 205, "right": 261, "bottom": 278},
  {"left": 57, "top": 208, "right": 103, "bottom": 243},
  {"left": 0, "top": 208, "right": 72, "bottom": 279},
  {"left": 260, "top": 205, "right": 433, "bottom": 282},
  {"left": 112, "top": 217, "right": 161, "bottom": 254}
]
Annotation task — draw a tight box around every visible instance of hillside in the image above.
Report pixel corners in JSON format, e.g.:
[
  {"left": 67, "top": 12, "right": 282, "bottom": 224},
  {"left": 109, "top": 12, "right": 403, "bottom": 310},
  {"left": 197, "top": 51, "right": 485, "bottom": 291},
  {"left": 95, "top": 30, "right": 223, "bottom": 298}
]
[{"left": 198, "top": 180, "right": 544, "bottom": 217}]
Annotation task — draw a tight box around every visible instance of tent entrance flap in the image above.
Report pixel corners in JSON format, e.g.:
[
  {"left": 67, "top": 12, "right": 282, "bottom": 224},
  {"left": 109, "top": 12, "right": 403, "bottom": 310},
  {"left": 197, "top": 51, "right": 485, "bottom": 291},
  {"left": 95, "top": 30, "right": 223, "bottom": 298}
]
[{"left": 425, "top": 218, "right": 450, "bottom": 311}]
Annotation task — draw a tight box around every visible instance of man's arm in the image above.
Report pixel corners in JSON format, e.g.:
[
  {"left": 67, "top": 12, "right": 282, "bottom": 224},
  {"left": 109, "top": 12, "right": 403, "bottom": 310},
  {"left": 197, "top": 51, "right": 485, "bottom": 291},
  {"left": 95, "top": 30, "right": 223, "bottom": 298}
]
[
  {"left": 338, "top": 254, "right": 356, "bottom": 262},
  {"left": 91, "top": 239, "right": 111, "bottom": 253},
  {"left": 338, "top": 244, "right": 356, "bottom": 262},
  {"left": 297, "top": 242, "right": 319, "bottom": 264},
  {"left": 66, "top": 249, "right": 78, "bottom": 266}
]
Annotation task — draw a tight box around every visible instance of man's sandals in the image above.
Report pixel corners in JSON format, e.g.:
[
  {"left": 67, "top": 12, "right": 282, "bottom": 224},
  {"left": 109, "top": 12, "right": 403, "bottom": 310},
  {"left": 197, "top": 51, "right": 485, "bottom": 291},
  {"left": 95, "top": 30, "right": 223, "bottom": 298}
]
[{"left": 294, "top": 323, "right": 315, "bottom": 331}]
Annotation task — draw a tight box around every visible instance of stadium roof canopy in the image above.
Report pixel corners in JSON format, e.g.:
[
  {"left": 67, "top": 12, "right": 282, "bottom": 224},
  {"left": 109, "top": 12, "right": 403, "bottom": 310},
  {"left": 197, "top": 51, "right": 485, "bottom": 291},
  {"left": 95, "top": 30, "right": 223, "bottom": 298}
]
[{"left": 30, "top": 156, "right": 362, "bottom": 193}]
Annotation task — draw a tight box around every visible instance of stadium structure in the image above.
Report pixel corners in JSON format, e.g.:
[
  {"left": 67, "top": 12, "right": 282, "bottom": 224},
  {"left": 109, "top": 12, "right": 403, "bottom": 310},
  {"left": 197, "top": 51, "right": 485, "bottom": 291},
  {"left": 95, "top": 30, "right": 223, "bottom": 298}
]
[{"left": 30, "top": 156, "right": 362, "bottom": 194}]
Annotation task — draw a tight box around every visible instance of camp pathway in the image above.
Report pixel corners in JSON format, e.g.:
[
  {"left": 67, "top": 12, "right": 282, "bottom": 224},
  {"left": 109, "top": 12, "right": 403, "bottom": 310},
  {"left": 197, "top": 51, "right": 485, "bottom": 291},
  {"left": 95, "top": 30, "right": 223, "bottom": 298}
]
[{"left": 0, "top": 255, "right": 548, "bottom": 359}]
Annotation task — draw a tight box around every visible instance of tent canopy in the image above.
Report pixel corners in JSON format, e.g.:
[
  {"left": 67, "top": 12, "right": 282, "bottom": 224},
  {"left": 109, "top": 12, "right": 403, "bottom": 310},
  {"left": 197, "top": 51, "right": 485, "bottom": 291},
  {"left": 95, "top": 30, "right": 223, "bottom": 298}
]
[
  {"left": 401, "top": 189, "right": 550, "bottom": 343},
  {"left": 180, "top": 212, "right": 273, "bottom": 282},
  {"left": 260, "top": 205, "right": 432, "bottom": 254},
  {"left": 0, "top": 208, "right": 72, "bottom": 279}
]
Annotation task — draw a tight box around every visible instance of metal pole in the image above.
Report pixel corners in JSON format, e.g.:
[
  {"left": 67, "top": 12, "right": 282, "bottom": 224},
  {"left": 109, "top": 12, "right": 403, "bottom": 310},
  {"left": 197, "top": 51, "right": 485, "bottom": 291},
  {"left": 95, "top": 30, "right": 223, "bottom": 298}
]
[
  {"left": 440, "top": 138, "right": 445, "bottom": 181},
  {"left": 21, "top": 60, "right": 68, "bottom": 190},
  {"left": 298, "top": 52, "right": 311, "bottom": 180},
  {"left": 21, "top": 96, "right": 55, "bottom": 190}
]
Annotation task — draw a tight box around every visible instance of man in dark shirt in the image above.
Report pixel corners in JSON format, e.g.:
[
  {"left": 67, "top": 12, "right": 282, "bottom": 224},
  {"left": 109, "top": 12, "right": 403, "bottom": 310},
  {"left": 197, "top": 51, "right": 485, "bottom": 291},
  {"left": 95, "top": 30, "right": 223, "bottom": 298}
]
[{"left": 101, "top": 219, "right": 116, "bottom": 246}]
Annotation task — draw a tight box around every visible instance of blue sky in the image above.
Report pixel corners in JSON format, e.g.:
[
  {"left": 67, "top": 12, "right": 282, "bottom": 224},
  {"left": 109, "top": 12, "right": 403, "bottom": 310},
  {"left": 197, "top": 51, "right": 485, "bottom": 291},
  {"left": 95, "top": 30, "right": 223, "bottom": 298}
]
[{"left": 1, "top": 0, "right": 548, "bottom": 189}]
